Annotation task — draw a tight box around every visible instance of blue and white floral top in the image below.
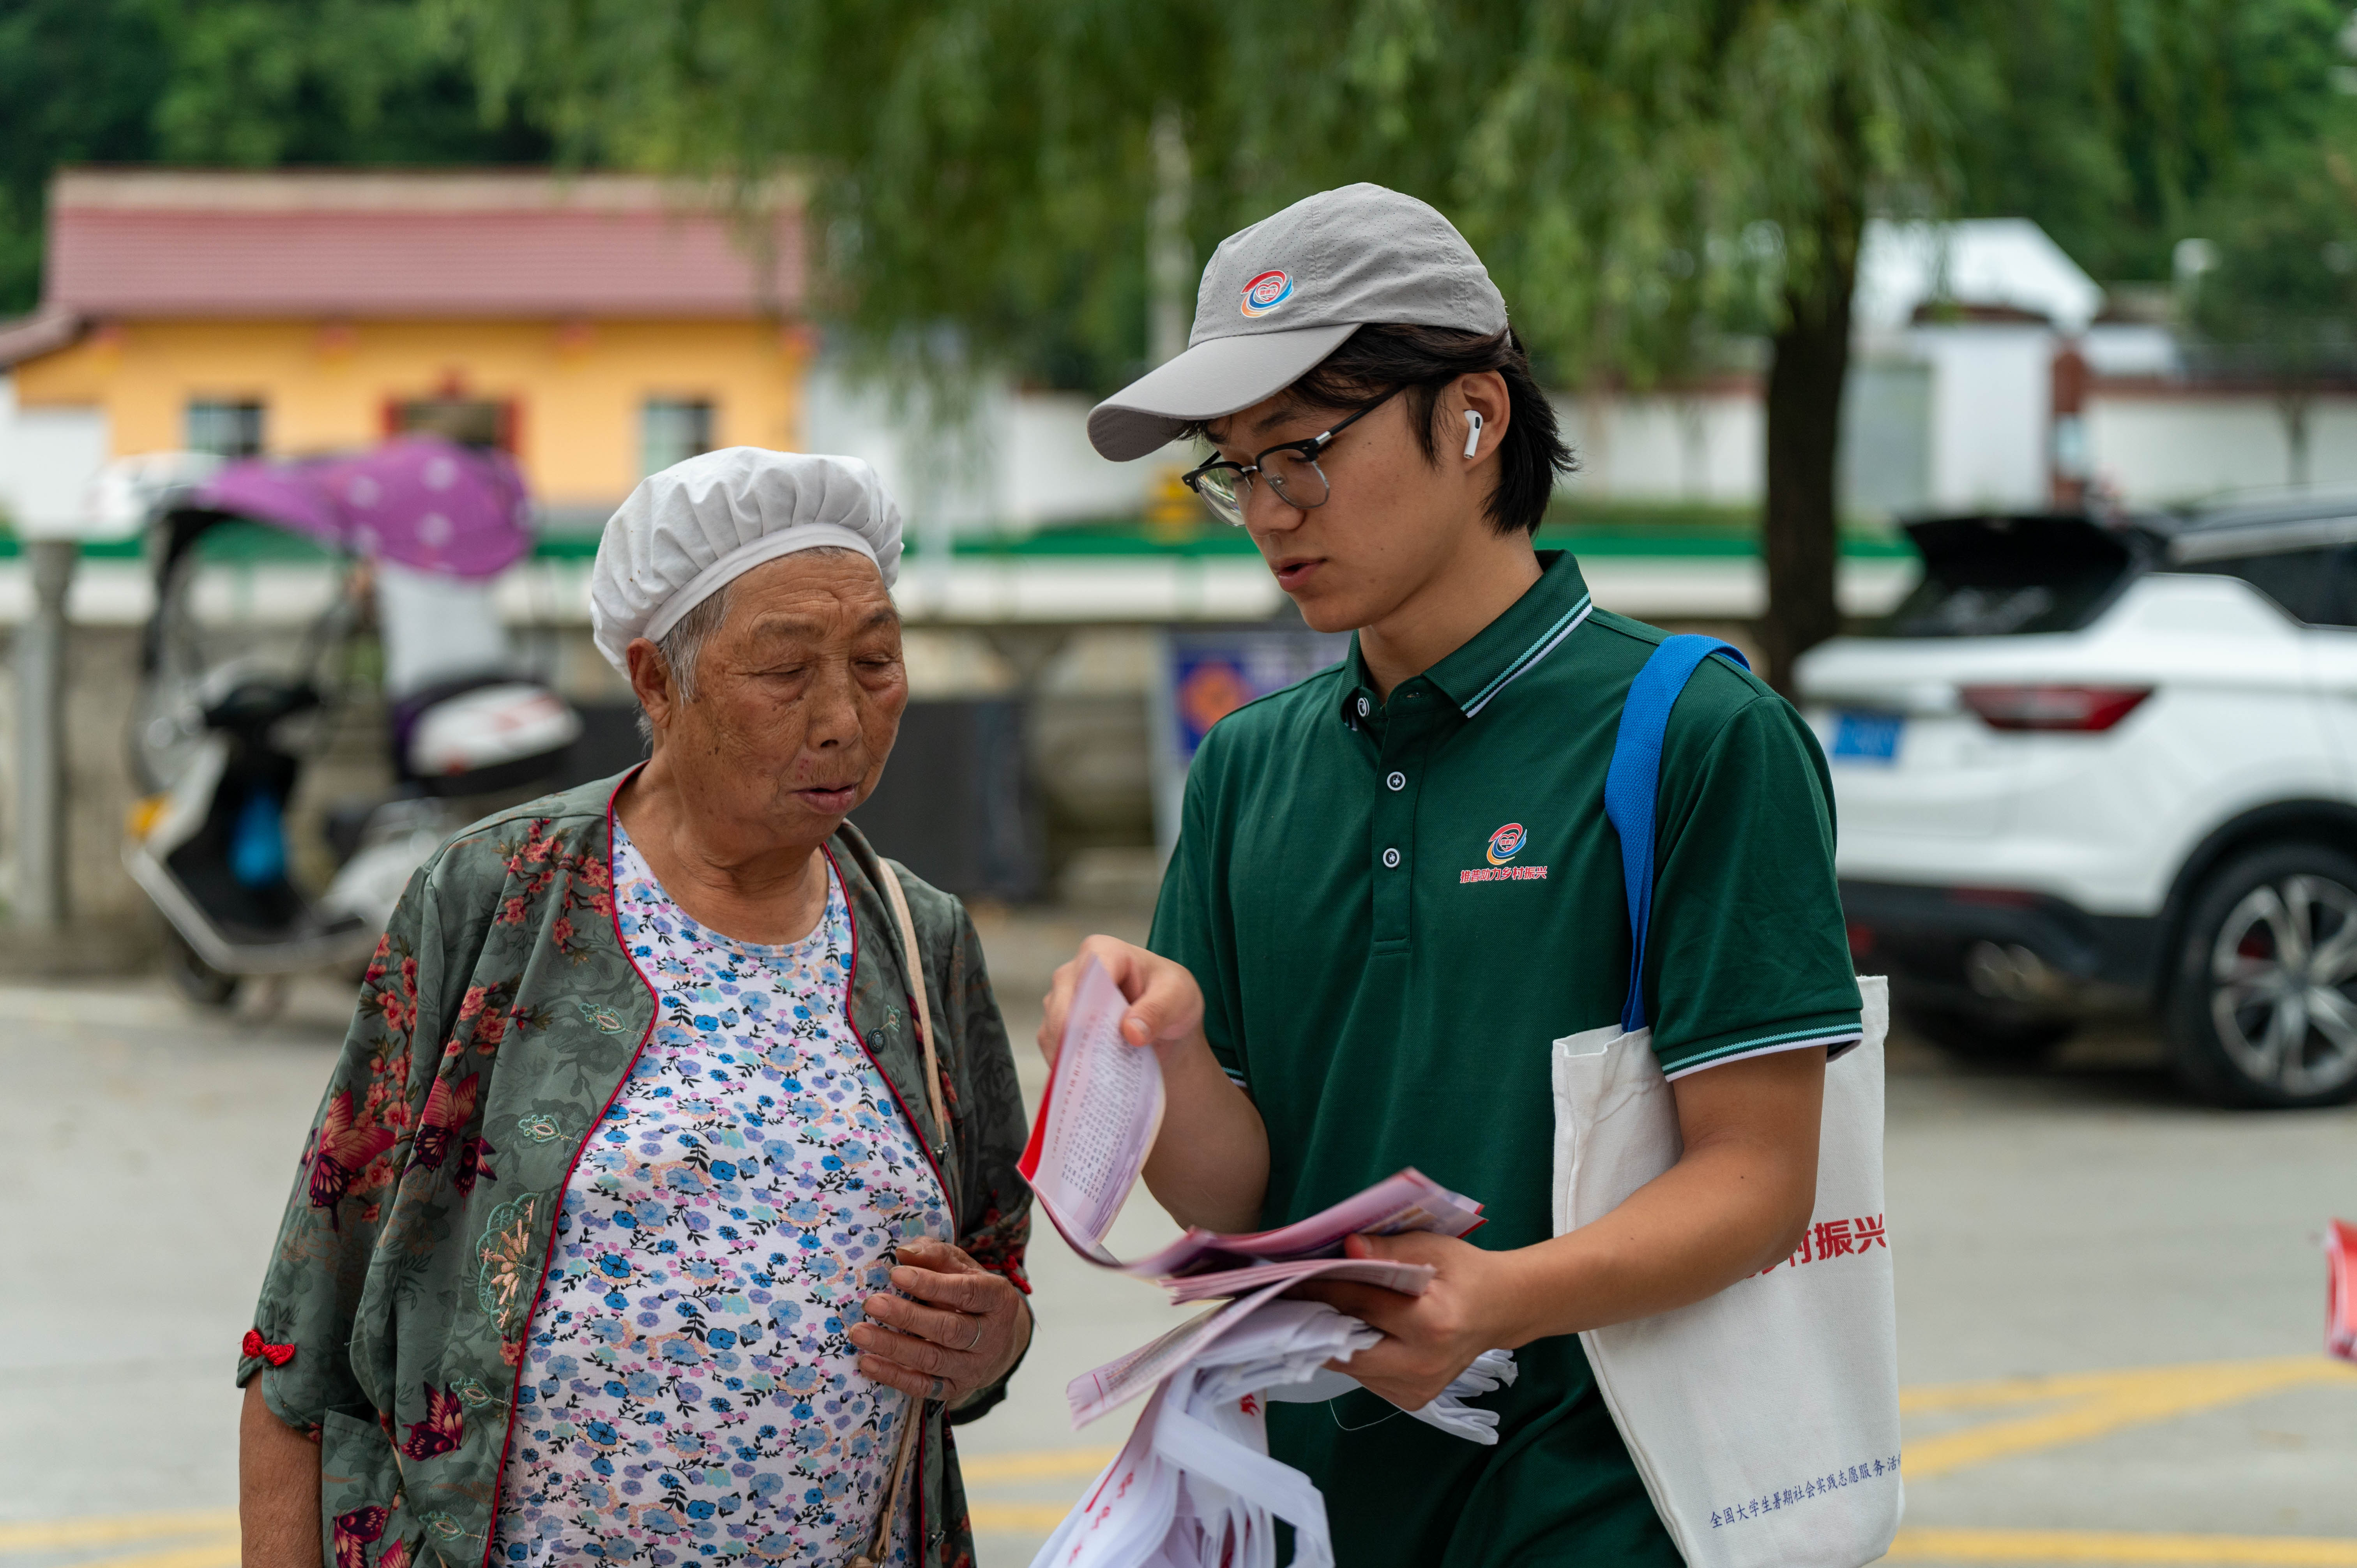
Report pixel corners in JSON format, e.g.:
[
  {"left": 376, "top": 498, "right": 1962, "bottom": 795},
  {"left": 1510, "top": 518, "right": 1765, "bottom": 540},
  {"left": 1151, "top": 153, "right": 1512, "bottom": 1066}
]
[{"left": 492, "top": 823, "right": 949, "bottom": 1566}]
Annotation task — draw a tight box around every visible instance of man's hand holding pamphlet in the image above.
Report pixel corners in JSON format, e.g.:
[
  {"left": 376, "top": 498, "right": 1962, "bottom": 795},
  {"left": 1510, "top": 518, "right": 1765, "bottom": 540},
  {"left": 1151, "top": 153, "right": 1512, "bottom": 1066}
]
[
  {"left": 1019, "top": 958, "right": 1516, "bottom": 1566},
  {"left": 1020, "top": 957, "right": 1484, "bottom": 1304}
]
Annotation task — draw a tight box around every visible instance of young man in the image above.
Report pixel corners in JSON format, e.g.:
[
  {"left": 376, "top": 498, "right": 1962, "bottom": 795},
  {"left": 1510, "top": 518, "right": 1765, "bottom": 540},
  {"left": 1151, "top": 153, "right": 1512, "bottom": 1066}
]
[{"left": 1046, "top": 184, "right": 1862, "bottom": 1564}]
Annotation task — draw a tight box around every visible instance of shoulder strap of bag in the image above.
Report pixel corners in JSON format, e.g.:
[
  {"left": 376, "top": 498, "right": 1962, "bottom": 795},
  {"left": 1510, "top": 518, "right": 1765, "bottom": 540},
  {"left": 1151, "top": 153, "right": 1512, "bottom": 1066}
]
[
  {"left": 855, "top": 864, "right": 951, "bottom": 1568},
  {"left": 1603, "top": 634, "right": 1750, "bottom": 1033},
  {"left": 853, "top": 1398, "right": 922, "bottom": 1568},
  {"left": 880, "top": 863, "right": 951, "bottom": 1155}
]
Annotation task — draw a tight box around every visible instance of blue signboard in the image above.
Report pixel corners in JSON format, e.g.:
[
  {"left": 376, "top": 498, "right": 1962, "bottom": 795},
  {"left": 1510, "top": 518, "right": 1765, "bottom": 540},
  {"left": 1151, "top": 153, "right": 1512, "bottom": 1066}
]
[
  {"left": 1151, "top": 626, "right": 1349, "bottom": 851},
  {"left": 1167, "top": 628, "right": 1351, "bottom": 762}
]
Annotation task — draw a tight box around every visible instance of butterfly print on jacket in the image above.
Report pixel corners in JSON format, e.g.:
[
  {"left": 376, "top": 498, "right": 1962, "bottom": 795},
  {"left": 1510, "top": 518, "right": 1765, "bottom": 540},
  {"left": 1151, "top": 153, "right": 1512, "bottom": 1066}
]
[
  {"left": 331, "top": 1506, "right": 388, "bottom": 1568},
  {"left": 307, "top": 1091, "right": 396, "bottom": 1226},
  {"left": 409, "top": 1073, "right": 481, "bottom": 1173},
  {"left": 399, "top": 1382, "right": 466, "bottom": 1459}
]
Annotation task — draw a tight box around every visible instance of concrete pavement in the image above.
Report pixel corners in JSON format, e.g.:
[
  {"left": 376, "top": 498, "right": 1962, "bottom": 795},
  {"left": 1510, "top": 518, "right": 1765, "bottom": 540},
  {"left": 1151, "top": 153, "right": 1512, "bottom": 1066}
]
[{"left": 0, "top": 908, "right": 2352, "bottom": 1567}]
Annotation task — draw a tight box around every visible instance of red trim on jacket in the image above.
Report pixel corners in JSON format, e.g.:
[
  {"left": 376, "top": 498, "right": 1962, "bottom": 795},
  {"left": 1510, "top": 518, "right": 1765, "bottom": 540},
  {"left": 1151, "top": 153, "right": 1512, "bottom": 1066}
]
[{"left": 477, "top": 767, "right": 660, "bottom": 1568}]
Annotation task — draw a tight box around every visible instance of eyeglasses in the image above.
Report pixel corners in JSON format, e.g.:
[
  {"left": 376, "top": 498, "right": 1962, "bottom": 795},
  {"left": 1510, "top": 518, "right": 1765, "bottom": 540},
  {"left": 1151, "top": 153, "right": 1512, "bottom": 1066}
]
[{"left": 1180, "top": 385, "right": 1403, "bottom": 527}]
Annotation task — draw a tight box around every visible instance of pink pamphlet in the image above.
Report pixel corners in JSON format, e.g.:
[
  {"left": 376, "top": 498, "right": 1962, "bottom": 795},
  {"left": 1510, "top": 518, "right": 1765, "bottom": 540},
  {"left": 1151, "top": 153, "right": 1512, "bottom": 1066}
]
[{"left": 1018, "top": 958, "right": 1485, "bottom": 1287}]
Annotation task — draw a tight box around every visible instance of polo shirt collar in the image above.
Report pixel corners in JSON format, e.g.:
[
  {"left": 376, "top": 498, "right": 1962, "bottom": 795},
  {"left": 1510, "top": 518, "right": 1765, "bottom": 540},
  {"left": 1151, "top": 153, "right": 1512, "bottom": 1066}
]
[{"left": 1337, "top": 551, "right": 1595, "bottom": 726}]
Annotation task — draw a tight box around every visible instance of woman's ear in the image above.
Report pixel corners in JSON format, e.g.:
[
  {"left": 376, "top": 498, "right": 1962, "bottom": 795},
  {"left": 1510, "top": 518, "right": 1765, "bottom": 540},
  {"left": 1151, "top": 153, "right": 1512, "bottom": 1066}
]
[{"left": 625, "top": 638, "right": 676, "bottom": 736}]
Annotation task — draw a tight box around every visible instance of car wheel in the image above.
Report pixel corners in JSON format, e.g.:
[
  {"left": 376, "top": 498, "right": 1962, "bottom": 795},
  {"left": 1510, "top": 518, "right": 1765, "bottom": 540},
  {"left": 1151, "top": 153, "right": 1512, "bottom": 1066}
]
[
  {"left": 2167, "top": 842, "right": 2357, "bottom": 1108},
  {"left": 163, "top": 929, "right": 241, "bottom": 1010},
  {"left": 1895, "top": 1000, "right": 2074, "bottom": 1064}
]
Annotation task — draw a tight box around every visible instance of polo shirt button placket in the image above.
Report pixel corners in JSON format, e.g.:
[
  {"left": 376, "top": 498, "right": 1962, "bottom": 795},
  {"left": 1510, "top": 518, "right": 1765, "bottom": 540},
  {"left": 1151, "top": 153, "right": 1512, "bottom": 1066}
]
[{"left": 1368, "top": 682, "right": 1436, "bottom": 952}]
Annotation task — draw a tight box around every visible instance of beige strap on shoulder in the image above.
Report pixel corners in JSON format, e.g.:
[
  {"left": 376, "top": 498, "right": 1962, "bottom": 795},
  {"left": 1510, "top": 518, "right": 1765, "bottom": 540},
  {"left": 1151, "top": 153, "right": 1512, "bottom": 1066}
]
[
  {"left": 880, "top": 864, "right": 949, "bottom": 1148},
  {"left": 854, "top": 864, "right": 949, "bottom": 1568},
  {"left": 853, "top": 1408, "right": 920, "bottom": 1568}
]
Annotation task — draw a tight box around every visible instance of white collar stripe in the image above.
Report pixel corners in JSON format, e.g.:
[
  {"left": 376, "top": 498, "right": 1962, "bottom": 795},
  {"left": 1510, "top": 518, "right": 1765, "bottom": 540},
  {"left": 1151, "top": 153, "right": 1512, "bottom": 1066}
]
[{"left": 1461, "top": 594, "right": 1594, "bottom": 717}]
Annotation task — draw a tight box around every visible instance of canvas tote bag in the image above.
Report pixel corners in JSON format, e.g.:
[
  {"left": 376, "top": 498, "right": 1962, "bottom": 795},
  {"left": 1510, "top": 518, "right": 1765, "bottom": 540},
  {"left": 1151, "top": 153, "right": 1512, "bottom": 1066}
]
[{"left": 1550, "top": 636, "right": 1902, "bottom": 1568}]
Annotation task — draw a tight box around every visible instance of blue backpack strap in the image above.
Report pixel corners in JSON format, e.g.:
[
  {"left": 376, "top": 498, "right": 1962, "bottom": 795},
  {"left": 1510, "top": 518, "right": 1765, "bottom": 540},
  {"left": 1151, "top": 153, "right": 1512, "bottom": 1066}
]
[{"left": 1604, "top": 634, "right": 1751, "bottom": 1033}]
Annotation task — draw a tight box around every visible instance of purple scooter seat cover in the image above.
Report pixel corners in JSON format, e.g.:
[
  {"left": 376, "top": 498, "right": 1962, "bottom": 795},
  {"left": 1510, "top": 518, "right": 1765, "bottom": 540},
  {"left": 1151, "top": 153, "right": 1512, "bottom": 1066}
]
[{"left": 194, "top": 434, "right": 532, "bottom": 580}]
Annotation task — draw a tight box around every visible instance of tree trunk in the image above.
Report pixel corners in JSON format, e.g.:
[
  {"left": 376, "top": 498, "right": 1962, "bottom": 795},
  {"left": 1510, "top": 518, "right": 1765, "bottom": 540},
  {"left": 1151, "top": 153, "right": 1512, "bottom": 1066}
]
[
  {"left": 2280, "top": 390, "right": 2313, "bottom": 489},
  {"left": 1760, "top": 207, "right": 1864, "bottom": 694}
]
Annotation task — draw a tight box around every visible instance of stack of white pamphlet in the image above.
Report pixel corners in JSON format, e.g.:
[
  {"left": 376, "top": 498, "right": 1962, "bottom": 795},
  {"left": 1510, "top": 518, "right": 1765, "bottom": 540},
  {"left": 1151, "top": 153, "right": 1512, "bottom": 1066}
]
[
  {"left": 1034, "top": 1302, "right": 1522, "bottom": 1568},
  {"left": 1034, "top": 1303, "right": 1379, "bottom": 1568},
  {"left": 1020, "top": 960, "right": 1516, "bottom": 1567}
]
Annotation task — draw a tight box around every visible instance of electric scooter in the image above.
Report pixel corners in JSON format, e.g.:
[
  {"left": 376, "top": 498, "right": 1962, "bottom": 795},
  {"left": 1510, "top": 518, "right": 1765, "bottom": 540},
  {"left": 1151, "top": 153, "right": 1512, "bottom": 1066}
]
[{"left": 119, "top": 436, "right": 583, "bottom": 1006}]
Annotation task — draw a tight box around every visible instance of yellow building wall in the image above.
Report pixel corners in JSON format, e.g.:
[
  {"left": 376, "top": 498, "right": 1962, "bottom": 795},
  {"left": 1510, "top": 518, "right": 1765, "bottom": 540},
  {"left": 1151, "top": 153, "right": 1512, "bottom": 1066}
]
[{"left": 13, "top": 317, "right": 812, "bottom": 511}]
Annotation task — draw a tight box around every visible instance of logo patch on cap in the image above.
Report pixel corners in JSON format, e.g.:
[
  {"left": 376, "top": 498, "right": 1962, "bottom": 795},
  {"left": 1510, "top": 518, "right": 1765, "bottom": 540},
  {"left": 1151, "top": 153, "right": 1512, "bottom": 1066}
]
[{"left": 1240, "top": 270, "right": 1294, "bottom": 318}]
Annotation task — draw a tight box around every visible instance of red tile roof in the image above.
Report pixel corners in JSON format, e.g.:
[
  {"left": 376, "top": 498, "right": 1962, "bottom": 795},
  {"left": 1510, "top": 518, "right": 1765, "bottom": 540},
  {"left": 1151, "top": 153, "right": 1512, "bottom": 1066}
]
[{"left": 43, "top": 170, "right": 804, "bottom": 319}]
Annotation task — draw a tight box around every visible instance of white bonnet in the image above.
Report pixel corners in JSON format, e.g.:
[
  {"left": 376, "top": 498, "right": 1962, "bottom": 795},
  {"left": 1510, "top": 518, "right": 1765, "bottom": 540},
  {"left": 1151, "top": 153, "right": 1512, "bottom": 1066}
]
[{"left": 589, "top": 447, "right": 903, "bottom": 673}]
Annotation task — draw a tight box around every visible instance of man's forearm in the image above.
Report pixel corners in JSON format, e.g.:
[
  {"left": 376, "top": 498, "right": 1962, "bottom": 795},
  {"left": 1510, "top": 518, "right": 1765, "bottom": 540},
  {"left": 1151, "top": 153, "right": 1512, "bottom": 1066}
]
[
  {"left": 1139, "top": 1028, "right": 1269, "bottom": 1233},
  {"left": 1302, "top": 1048, "right": 1827, "bottom": 1411},
  {"left": 1489, "top": 1134, "right": 1815, "bottom": 1348},
  {"left": 240, "top": 1380, "right": 322, "bottom": 1568}
]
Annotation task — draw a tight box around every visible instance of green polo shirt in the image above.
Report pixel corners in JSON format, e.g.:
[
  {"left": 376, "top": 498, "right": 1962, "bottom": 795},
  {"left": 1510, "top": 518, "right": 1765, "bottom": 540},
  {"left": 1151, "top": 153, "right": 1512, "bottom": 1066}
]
[{"left": 1148, "top": 550, "right": 1861, "bottom": 1566}]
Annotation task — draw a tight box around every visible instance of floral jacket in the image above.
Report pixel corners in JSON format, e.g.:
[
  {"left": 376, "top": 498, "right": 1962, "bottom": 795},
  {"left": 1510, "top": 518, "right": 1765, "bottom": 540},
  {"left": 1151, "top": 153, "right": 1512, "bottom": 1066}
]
[{"left": 238, "top": 772, "right": 1034, "bottom": 1568}]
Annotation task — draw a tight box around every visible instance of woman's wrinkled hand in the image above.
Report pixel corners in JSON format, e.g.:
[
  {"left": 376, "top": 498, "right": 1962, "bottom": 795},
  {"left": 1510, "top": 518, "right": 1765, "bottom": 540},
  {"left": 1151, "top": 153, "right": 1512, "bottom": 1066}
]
[
  {"left": 1038, "top": 934, "right": 1205, "bottom": 1069},
  {"left": 852, "top": 1237, "right": 1032, "bottom": 1409}
]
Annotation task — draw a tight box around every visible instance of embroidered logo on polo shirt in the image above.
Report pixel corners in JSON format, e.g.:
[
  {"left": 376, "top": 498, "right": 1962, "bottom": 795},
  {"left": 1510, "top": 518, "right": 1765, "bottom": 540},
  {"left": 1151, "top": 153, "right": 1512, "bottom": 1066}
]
[{"left": 1461, "top": 821, "right": 1548, "bottom": 883}]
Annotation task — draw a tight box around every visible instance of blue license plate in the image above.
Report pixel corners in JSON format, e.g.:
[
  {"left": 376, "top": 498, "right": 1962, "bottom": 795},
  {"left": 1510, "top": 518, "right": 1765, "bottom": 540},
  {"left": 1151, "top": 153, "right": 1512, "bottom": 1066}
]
[{"left": 1831, "top": 710, "right": 1904, "bottom": 764}]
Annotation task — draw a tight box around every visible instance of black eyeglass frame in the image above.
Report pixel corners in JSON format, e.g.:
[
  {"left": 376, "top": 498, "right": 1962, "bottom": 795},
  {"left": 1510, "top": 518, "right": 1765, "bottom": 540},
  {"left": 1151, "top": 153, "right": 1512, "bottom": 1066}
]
[{"left": 1180, "top": 384, "right": 1405, "bottom": 524}]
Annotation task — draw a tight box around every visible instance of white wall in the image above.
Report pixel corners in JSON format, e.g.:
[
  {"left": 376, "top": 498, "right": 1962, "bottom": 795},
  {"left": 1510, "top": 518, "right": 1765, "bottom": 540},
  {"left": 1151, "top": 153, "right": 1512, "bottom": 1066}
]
[
  {"left": 1912, "top": 323, "right": 2054, "bottom": 510},
  {"left": 2084, "top": 392, "right": 2357, "bottom": 504},
  {"left": 2081, "top": 323, "right": 2180, "bottom": 378},
  {"left": 1555, "top": 390, "right": 1762, "bottom": 504},
  {"left": 1000, "top": 392, "right": 1170, "bottom": 526},
  {"left": 800, "top": 363, "right": 1162, "bottom": 537},
  {"left": 0, "top": 375, "right": 110, "bottom": 530},
  {"left": 1554, "top": 330, "right": 2056, "bottom": 518}
]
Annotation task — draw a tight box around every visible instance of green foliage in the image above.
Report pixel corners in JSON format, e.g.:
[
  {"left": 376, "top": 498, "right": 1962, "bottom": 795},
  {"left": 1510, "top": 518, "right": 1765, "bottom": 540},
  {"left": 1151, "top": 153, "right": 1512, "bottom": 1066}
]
[
  {"left": 0, "top": 0, "right": 171, "bottom": 314},
  {"left": 2185, "top": 127, "right": 2357, "bottom": 379},
  {"left": 442, "top": 0, "right": 1952, "bottom": 396},
  {"left": 147, "top": 0, "right": 551, "bottom": 167},
  {"left": 448, "top": 0, "right": 1214, "bottom": 396},
  {"left": 1946, "top": 0, "right": 2351, "bottom": 283},
  {"left": 11, "top": 0, "right": 2355, "bottom": 369},
  {"left": 0, "top": 0, "right": 551, "bottom": 317}
]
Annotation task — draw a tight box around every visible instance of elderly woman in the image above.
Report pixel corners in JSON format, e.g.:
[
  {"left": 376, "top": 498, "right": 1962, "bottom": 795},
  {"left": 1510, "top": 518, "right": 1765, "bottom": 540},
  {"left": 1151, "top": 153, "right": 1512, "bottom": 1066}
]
[{"left": 237, "top": 450, "right": 1034, "bottom": 1568}]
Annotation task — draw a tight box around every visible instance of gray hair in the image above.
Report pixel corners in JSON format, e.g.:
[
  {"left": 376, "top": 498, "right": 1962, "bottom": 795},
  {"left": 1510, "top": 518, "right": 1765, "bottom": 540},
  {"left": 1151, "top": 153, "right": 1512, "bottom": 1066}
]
[{"left": 636, "top": 585, "right": 730, "bottom": 745}]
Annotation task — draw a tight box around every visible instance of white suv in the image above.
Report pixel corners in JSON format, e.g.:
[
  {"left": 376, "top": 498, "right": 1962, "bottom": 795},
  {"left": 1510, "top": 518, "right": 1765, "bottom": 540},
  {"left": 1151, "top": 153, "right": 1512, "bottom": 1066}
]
[{"left": 1795, "top": 500, "right": 2357, "bottom": 1107}]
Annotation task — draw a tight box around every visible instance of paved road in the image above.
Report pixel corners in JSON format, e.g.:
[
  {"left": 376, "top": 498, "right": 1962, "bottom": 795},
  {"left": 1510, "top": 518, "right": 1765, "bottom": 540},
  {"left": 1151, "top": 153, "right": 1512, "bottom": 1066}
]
[{"left": 1, "top": 906, "right": 2352, "bottom": 1567}]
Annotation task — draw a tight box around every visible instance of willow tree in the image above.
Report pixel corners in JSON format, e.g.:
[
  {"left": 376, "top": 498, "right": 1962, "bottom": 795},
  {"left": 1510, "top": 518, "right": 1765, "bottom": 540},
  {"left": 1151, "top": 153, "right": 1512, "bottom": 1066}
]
[
  {"left": 1301, "top": 2, "right": 1954, "bottom": 678},
  {"left": 2184, "top": 134, "right": 2357, "bottom": 487},
  {"left": 446, "top": 0, "right": 1951, "bottom": 680}
]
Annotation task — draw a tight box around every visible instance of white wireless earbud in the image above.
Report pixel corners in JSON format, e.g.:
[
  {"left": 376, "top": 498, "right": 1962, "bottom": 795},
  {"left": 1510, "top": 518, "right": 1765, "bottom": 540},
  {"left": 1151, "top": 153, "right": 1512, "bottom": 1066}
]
[{"left": 1463, "top": 410, "right": 1484, "bottom": 458}]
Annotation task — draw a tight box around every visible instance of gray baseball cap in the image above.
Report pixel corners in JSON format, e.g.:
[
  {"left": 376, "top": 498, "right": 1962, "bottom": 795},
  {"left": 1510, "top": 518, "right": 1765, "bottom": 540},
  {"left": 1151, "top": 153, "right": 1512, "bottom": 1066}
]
[{"left": 1087, "top": 182, "right": 1509, "bottom": 461}]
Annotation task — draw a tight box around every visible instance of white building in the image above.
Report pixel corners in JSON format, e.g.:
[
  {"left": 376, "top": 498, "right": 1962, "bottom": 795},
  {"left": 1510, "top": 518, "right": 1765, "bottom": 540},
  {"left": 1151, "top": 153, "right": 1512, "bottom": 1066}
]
[
  {"left": 1580, "top": 217, "right": 2357, "bottom": 518},
  {"left": 1850, "top": 218, "right": 2101, "bottom": 512},
  {"left": 0, "top": 369, "right": 109, "bottom": 533}
]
